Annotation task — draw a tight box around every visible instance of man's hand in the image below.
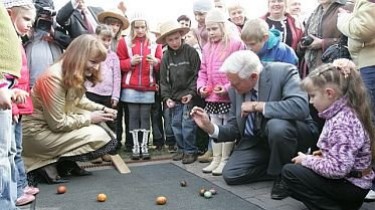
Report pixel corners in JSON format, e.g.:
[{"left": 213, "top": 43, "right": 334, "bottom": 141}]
[{"left": 190, "top": 106, "right": 215, "bottom": 134}]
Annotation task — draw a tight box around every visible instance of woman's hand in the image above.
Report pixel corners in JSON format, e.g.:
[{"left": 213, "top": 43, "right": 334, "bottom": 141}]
[
  {"left": 90, "top": 110, "right": 116, "bottom": 124},
  {"left": 0, "top": 87, "right": 12, "bottom": 110},
  {"left": 111, "top": 99, "right": 118, "bottom": 108},
  {"left": 307, "top": 34, "right": 323, "bottom": 50}
]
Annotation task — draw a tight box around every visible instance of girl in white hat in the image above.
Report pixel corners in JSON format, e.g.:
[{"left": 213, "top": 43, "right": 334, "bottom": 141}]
[
  {"left": 197, "top": 8, "right": 246, "bottom": 176},
  {"left": 117, "top": 12, "right": 162, "bottom": 160}
]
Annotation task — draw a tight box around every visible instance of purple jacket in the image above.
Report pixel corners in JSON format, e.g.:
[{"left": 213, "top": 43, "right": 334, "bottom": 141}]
[
  {"left": 85, "top": 50, "right": 121, "bottom": 100},
  {"left": 197, "top": 37, "right": 246, "bottom": 103},
  {"left": 302, "top": 97, "right": 374, "bottom": 189}
]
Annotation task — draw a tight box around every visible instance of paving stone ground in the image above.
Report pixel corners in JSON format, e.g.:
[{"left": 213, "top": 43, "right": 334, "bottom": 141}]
[{"left": 20, "top": 147, "right": 374, "bottom": 210}]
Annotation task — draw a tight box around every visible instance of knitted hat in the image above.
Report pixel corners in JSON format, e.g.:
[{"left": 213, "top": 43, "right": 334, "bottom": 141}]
[
  {"left": 193, "top": 0, "right": 214, "bottom": 13},
  {"left": 97, "top": 8, "right": 129, "bottom": 30},
  {"left": 0, "top": 4, "right": 21, "bottom": 77},
  {"left": 205, "top": 8, "right": 226, "bottom": 24},
  {"left": 156, "top": 20, "right": 189, "bottom": 45},
  {"left": 129, "top": 11, "right": 148, "bottom": 23},
  {"left": 214, "top": 0, "right": 225, "bottom": 8},
  {"left": 2, "top": 0, "right": 33, "bottom": 8}
]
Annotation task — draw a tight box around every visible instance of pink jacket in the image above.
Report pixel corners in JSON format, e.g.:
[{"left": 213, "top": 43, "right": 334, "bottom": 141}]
[
  {"left": 12, "top": 46, "right": 33, "bottom": 115},
  {"left": 197, "top": 37, "right": 246, "bottom": 103}
]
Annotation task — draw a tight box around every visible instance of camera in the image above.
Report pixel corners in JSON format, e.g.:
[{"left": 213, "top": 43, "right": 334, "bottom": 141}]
[
  {"left": 35, "top": 7, "right": 56, "bottom": 32},
  {"left": 301, "top": 35, "right": 314, "bottom": 46}
]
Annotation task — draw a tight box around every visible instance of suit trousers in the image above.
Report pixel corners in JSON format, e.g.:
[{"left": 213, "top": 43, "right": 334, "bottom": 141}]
[
  {"left": 222, "top": 118, "right": 317, "bottom": 185},
  {"left": 282, "top": 164, "right": 368, "bottom": 210}
]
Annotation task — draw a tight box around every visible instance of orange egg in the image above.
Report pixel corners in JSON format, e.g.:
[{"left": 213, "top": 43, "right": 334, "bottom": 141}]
[
  {"left": 155, "top": 196, "right": 167, "bottom": 205},
  {"left": 97, "top": 193, "right": 107, "bottom": 202},
  {"left": 57, "top": 185, "right": 67, "bottom": 194}
]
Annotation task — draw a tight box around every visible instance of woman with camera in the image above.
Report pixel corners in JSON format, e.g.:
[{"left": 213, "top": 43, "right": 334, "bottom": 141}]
[{"left": 298, "top": 0, "right": 353, "bottom": 77}]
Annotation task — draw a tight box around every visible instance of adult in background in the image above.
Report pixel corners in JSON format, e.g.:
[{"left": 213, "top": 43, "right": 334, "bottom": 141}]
[
  {"left": 261, "top": 0, "right": 303, "bottom": 51},
  {"left": 191, "top": 50, "right": 318, "bottom": 199},
  {"left": 22, "top": 35, "right": 117, "bottom": 185},
  {"left": 337, "top": 0, "right": 375, "bottom": 201},
  {"left": 56, "top": 0, "right": 103, "bottom": 46}
]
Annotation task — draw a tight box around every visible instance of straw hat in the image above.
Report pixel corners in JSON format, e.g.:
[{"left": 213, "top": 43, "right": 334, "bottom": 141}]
[
  {"left": 97, "top": 8, "right": 129, "bottom": 30},
  {"left": 2, "top": 0, "right": 33, "bottom": 8},
  {"left": 156, "top": 20, "right": 190, "bottom": 44}
]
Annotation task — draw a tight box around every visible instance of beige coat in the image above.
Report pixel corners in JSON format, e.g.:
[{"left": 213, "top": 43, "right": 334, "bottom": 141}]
[
  {"left": 337, "top": 0, "right": 375, "bottom": 68},
  {"left": 22, "top": 63, "right": 111, "bottom": 172}
]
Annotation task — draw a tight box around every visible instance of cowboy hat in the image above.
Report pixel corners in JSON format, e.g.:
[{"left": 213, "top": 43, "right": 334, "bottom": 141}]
[
  {"left": 97, "top": 8, "right": 129, "bottom": 30},
  {"left": 156, "top": 20, "right": 190, "bottom": 44}
]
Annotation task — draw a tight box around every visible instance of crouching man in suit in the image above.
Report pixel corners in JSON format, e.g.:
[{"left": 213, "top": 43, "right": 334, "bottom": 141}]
[{"left": 191, "top": 50, "right": 319, "bottom": 199}]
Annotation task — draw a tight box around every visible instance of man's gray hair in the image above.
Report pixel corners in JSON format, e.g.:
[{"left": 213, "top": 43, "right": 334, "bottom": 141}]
[{"left": 219, "top": 50, "right": 262, "bottom": 79}]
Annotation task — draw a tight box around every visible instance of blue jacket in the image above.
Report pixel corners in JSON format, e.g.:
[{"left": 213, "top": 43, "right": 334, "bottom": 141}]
[{"left": 258, "top": 29, "right": 298, "bottom": 65}]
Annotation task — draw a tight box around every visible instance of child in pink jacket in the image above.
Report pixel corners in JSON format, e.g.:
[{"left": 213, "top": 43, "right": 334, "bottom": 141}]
[{"left": 197, "top": 9, "right": 246, "bottom": 176}]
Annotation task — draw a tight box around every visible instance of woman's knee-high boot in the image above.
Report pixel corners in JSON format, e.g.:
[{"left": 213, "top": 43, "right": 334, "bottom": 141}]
[
  {"left": 212, "top": 142, "right": 234, "bottom": 176},
  {"left": 202, "top": 141, "right": 222, "bottom": 173}
]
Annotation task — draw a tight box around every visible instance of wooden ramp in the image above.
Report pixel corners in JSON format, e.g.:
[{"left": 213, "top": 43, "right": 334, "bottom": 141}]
[{"left": 110, "top": 154, "right": 131, "bottom": 174}]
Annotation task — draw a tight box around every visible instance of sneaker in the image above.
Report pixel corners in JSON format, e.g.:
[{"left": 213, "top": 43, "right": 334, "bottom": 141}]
[
  {"left": 172, "top": 152, "right": 184, "bottom": 161},
  {"left": 197, "top": 150, "right": 213, "bottom": 163},
  {"left": 16, "top": 194, "right": 35, "bottom": 206},
  {"left": 155, "top": 145, "right": 164, "bottom": 151},
  {"left": 101, "top": 154, "right": 112, "bottom": 162},
  {"left": 365, "top": 190, "right": 375, "bottom": 201},
  {"left": 271, "top": 176, "right": 290, "bottom": 200},
  {"left": 24, "top": 186, "right": 39, "bottom": 195},
  {"left": 182, "top": 153, "right": 197, "bottom": 164},
  {"left": 167, "top": 145, "right": 177, "bottom": 153}
]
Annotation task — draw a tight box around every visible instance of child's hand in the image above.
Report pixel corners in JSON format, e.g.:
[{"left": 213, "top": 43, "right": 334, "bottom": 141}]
[
  {"left": 213, "top": 85, "right": 226, "bottom": 96},
  {"left": 111, "top": 99, "right": 118, "bottom": 108},
  {"left": 11, "top": 88, "right": 29, "bottom": 104},
  {"left": 146, "top": 55, "right": 158, "bottom": 66},
  {"left": 0, "top": 88, "right": 12, "bottom": 110},
  {"left": 181, "top": 94, "right": 192, "bottom": 104},
  {"left": 312, "top": 150, "right": 322, "bottom": 157},
  {"left": 291, "top": 152, "right": 307, "bottom": 164},
  {"left": 12, "top": 114, "right": 19, "bottom": 124},
  {"left": 131, "top": 54, "right": 143, "bottom": 66},
  {"left": 199, "top": 86, "right": 211, "bottom": 98},
  {"left": 166, "top": 99, "right": 175, "bottom": 108}
]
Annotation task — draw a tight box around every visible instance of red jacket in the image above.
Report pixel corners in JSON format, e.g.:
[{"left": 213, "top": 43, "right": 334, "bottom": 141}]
[
  {"left": 261, "top": 13, "right": 303, "bottom": 51},
  {"left": 117, "top": 36, "right": 162, "bottom": 91},
  {"left": 12, "top": 45, "right": 33, "bottom": 115}
]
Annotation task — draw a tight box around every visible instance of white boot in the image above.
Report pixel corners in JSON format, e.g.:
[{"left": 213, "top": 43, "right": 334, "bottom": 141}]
[
  {"left": 202, "top": 141, "right": 222, "bottom": 173},
  {"left": 212, "top": 142, "right": 234, "bottom": 176},
  {"left": 130, "top": 130, "right": 140, "bottom": 160},
  {"left": 141, "top": 129, "right": 150, "bottom": 159}
]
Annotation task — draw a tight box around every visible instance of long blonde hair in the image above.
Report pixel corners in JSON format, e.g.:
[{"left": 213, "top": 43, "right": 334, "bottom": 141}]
[
  {"left": 301, "top": 59, "right": 375, "bottom": 159},
  {"left": 60, "top": 34, "right": 107, "bottom": 97}
]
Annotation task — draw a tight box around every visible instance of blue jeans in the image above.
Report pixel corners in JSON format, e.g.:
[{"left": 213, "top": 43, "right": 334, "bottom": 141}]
[
  {"left": 171, "top": 103, "right": 197, "bottom": 154},
  {"left": 360, "top": 66, "right": 375, "bottom": 108},
  {"left": 12, "top": 118, "right": 27, "bottom": 198},
  {"left": 163, "top": 103, "right": 175, "bottom": 145},
  {"left": 0, "top": 109, "right": 18, "bottom": 210}
]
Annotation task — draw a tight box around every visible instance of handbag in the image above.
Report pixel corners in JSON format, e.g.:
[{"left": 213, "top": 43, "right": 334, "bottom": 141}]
[{"left": 321, "top": 35, "right": 351, "bottom": 63}]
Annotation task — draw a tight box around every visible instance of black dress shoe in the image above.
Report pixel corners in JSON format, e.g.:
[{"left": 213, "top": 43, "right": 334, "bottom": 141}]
[
  {"left": 70, "top": 167, "right": 93, "bottom": 176},
  {"left": 271, "top": 176, "right": 290, "bottom": 200},
  {"left": 36, "top": 168, "right": 69, "bottom": 184}
]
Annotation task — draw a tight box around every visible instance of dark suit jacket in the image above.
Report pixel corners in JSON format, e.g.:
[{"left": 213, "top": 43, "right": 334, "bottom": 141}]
[
  {"left": 217, "top": 62, "right": 311, "bottom": 144},
  {"left": 56, "top": 2, "right": 102, "bottom": 44}
]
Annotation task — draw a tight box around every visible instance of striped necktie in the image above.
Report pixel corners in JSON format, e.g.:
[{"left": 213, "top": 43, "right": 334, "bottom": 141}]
[{"left": 244, "top": 89, "right": 257, "bottom": 136}]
